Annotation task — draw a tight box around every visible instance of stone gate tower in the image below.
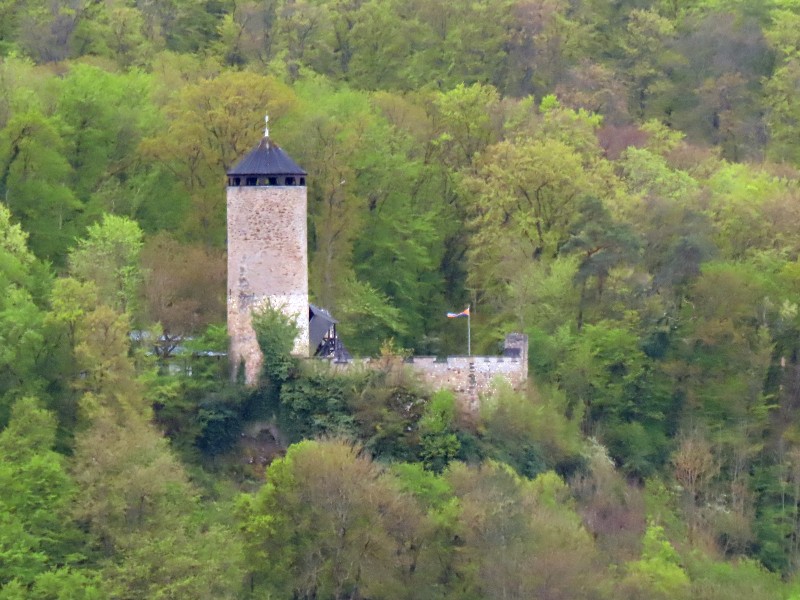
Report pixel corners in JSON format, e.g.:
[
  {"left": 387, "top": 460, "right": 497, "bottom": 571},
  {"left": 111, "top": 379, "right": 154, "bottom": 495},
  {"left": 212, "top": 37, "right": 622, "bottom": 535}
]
[{"left": 226, "top": 122, "right": 309, "bottom": 383}]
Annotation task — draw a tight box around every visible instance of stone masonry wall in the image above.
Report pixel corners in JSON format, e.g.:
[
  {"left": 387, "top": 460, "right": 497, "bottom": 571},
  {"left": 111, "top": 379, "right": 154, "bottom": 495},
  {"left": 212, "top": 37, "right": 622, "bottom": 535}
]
[
  {"left": 227, "top": 185, "right": 309, "bottom": 384},
  {"left": 407, "top": 355, "right": 527, "bottom": 411},
  {"left": 332, "top": 334, "right": 529, "bottom": 412}
]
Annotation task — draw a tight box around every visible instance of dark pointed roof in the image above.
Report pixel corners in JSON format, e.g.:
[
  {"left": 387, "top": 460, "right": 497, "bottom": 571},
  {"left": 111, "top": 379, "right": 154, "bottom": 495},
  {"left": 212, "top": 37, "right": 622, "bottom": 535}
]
[
  {"left": 309, "top": 303, "right": 337, "bottom": 350},
  {"left": 227, "top": 137, "right": 307, "bottom": 176}
]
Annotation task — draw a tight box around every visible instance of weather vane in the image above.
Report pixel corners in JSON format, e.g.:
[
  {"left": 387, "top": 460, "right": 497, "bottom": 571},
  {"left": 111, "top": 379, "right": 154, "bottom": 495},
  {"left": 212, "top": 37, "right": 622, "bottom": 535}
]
[{"left": 264, "top": 114, "right": 269, "bottom": 138}]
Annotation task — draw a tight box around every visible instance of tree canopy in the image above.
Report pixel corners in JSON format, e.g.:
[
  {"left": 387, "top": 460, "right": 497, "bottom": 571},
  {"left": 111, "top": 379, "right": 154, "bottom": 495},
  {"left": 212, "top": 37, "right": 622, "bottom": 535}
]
[{"left": 4, "top": 0, "right": 800, "bottom": 596}]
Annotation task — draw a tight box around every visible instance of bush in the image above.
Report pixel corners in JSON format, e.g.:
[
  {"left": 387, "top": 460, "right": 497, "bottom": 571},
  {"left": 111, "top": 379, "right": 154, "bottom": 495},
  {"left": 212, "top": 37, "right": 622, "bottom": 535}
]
[
  {"left": 480, "top": 383, "right": 585, "bottom": 478},
  {"left": 278, "top": 362, "right": 360, "bottom": 442},
  {"left": 252, "top": 301, "right": 300, "bottom": 384}
]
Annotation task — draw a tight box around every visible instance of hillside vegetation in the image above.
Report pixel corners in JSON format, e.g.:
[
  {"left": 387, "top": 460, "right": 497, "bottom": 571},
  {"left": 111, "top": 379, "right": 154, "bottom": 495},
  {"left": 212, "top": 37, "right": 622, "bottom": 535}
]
[{"left": 3, "top": 0, "right": 800, "bottom": 598}]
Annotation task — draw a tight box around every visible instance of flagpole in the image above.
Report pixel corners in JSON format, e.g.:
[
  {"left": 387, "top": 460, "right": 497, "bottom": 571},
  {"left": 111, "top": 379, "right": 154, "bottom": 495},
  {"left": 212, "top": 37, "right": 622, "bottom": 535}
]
[{"left": 467, "top": 304, "right": 471, "bottom": 356}]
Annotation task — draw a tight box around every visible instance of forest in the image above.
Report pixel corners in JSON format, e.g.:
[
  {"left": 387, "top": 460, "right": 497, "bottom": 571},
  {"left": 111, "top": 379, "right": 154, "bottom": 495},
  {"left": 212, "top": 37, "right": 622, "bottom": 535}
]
[{"left": 4, "top": 0, "right": 800, "bottom": 597}]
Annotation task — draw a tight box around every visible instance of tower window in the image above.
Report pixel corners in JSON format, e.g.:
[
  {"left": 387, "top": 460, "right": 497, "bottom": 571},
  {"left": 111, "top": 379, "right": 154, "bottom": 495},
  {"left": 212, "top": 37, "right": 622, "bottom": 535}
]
[
  {"left": 300, "top": 177, "right": 306, "bottom": 185},
  {"left": 268, "top": 177, "right": 278, "bottom": 185},
  {"left": 245, "top": 177, "right": 257, "bottom": 186},
  {"left": 286, "top": 177, "right": 296, "bottom": 186}
]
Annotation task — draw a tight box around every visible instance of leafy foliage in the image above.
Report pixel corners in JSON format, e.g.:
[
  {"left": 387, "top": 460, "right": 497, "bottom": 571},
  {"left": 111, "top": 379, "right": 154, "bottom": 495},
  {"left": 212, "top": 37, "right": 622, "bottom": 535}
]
[
  {"left": 5, "top": 0, "right": 800, "bottom": 595},
  {"left": 252, "top": 300, "right": 300, "bottom": 384}
]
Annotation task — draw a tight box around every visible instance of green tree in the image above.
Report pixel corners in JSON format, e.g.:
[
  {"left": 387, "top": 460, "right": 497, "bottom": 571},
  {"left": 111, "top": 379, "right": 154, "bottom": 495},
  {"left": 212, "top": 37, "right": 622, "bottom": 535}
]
[
  {"left": 480, "top": 383, "right": 584, "bottom": 478},
  {"left": 0, "top": 109, "right": 80, "bottom": 261},
  {"left": 350, "top": 110, "right": 449, "bottom": 350},
  {"left": 620, "top": 9, "right": 682, "bottom": 119},
  {"left": 0, "top": 203, "right": 54, "bottom": 426},
  {"left": 463, "top": 136, "right": 598, "bottom": 303},
  {"left": 687, "top": 555, "right": 787, "bottom": 600},
  {"left": 559, "top": 319, "right": 671, "bottom": 476},
  {"left": 402, "top": 0, "right": 513, "bottom": 91},
  {"left": 68, "top": 214, "right": 144, "bottom": 316},
  {"left": 418, "top": 390, "right": 460, "bottom": 473},
  {"left": 282, "top": 81, "right": 427, "bottom": 353},
  {"left": 72, "top": 407, "right": 243, "bottom": 598},
  {"left": 560, "top": 196, "right": 640, "bottom": 330},
  {"left": 214, "top": 0, "right": 278, "bottom": 66},
  {"left": 62, "top": 275, "right": 244, "bottom": 597},
  {"left": 432, "top": 82, "right": 500, "bottom": 170},
  {"left": 273, "top": 0, "right": 333, "bottom": 80},
  {"left": 620, "top": 146, "right": 699, "bottom": 205},
  {"left": 345, "top": 0, "right": 417, "bottom": 89},
  {"left": 252, "top": 299, "right": 300, "bottom": 384},
  {"left": 447, "top": 462, "right": 601, "bottom": 599},
  {"left": 56, "top": 65, "right": 157, "bottom": 217},
  {"left": 664, "top": 260, "right": 774, "bottom": 550},
  {"left": 0, "top": 397, "right": 93, "bottom": 590},
  {"left": 77, "top": 4, "right": 151, "bottom": 67},
  {"left": 14, "top": 0, "right": 104, "bottom": 62},
  {"left": 238, "top": 438, "right": 426, "bottom": 598},
  {"left": 507, "top": 254, "right": 581, "bottom": 337},
  {"left": 276, "top": 361, "right": 359, "bottom": 440},
  {"left": 616, "top": 524, "right": 691, "bottom": 600},
  {"left": 141, "top": 70, "right": 296, "bottom": 245},
  {"left": 348, "top": 349, "right": 429, "bottom": 461},
  {"left": 390, "top": 462, "right": 461, "bottom": 598},
  {"left": 703, "top": 163, "right": 792, "bottom": 259}
]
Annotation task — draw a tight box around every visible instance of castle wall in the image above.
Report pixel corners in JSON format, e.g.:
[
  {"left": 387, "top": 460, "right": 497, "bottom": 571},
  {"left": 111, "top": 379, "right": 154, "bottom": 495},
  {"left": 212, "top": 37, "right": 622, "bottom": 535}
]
[
  {"left": 406, "top": 354, "right": 527, "bottom": 411},
  {"left": 331, "top": 334, "right": 529, "bottom": 412},
  {"left": 227, "top": 185, "right": 309, "bottom": 384}
]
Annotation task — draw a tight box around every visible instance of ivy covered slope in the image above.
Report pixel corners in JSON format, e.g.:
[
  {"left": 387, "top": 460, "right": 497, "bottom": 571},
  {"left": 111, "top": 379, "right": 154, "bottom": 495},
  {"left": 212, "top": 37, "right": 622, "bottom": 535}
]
[{"left": 4, "top": 0, "right": 800, "bottom": 597}]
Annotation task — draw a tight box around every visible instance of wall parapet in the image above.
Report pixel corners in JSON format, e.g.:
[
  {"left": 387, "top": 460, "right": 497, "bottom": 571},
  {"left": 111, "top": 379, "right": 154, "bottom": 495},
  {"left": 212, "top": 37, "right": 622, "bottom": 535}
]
[{"left": 328, "top": 333, "right": 528, "bottom": 411}]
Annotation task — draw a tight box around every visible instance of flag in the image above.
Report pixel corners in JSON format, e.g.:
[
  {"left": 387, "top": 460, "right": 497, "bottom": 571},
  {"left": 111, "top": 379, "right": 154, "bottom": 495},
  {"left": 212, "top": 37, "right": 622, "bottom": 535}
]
[{"left": 446, "top": 307, "right": 470, "bottom": 318}]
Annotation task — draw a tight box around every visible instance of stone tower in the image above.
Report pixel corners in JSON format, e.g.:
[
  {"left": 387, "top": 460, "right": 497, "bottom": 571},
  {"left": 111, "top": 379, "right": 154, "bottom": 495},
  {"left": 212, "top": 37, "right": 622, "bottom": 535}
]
[{"left": 226, "top": 124, "right": 309, "bottom": 384}]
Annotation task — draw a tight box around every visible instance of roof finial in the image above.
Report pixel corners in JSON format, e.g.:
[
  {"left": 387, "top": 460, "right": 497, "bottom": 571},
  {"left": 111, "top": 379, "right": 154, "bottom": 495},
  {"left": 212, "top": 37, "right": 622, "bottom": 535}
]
[{"left": 264, "top": 114, "right": 269, "bottom": 138}]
